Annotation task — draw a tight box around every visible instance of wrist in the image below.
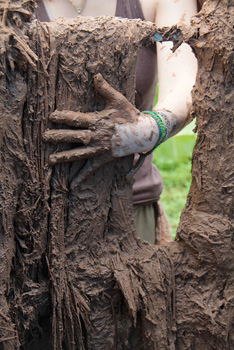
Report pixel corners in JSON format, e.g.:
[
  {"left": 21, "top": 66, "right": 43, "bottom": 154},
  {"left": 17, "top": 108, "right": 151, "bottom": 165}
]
[
  {"left": 143, "top": 110, "right": 178, "bottom": 145},
  {"left": 111, "top": 114, "right": 159, "bottom": 157},
  {"left": 142, "top": 111, "right": 168, "bottom": 149}
]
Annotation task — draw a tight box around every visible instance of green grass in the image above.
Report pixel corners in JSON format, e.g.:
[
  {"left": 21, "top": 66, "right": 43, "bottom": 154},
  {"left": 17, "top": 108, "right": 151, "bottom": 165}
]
[{"left": 152, "top": 122, "right": 196, "bottom": 238}]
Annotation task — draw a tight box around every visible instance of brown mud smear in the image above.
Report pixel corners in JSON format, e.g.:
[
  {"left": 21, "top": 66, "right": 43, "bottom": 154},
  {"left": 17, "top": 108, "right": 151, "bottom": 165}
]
[{"left": 0, "top": 0, "right": 233, "bottom": 349}]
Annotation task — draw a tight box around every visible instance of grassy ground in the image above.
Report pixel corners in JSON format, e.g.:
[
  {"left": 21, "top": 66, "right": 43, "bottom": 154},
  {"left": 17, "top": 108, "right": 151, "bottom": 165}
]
[{"left": 152, "top": 121, "right": 196, "bottom": 239}]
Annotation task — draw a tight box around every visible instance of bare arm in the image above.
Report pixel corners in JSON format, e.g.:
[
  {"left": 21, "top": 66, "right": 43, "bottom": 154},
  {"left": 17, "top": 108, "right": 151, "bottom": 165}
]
[{"left": 154, "top": 0, "right": 198, "bottom": 137}]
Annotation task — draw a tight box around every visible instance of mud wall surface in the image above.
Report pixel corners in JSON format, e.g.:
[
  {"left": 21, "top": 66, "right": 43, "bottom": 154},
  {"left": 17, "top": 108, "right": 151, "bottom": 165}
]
[
  {"left": 0, "top": 5, "right": 174, "bottom": 349},
  {"left": 174, "top": 1, "right": 234, "bottom": 348},
  {"left": 0, "top": 0, "right": 233, "bottom": 349}
]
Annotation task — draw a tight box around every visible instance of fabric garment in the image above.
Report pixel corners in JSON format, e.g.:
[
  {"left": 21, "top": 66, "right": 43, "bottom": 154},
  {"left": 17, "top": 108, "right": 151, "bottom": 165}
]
[
  {"left": 133, "top": 203, "right": 156, "bottom": 244},
  {"left": 115, "top": 0, "right": 163, "bottom": 206},
  {"left": 134, "top": 202, "right": 171, "bottom": 245},
  {"left": 115, "top": 0, "right": 170, "bottom": 244},
  {"left": 35, "top": 0, "right": 50, "bottom": 21}
]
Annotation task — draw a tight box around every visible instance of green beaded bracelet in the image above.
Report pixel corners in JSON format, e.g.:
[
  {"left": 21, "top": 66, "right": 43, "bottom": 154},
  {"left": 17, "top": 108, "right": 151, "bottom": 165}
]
[{"left": 142, "top": 110, "right": 167, "bottom": 150}]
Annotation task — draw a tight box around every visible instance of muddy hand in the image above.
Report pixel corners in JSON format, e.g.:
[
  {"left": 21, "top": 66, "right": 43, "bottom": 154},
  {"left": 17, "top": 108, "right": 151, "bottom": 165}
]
[{"left": 43, "top": 73, "right": 158, "bottom": 165}]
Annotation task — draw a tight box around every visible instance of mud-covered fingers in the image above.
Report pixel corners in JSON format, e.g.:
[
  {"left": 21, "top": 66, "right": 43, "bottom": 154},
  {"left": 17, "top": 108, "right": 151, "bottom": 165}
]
[
  {"left": 93, "top": 73, "right": 129, "bottom": 109},
  {"left": 49, "top": 110, "right": 98, "bottom": 128},
  {"left": 48, "top": 146, "right": 106, "bottom": 165},
  {"left": 43, "top": 129, "right": 92, "bottom": 145}
]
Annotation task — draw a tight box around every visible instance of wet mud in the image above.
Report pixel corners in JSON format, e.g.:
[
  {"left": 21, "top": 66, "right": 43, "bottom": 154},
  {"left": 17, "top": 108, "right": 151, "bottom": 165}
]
[{"left": 0, "top": 0, "right": 233, "bottom": 349}]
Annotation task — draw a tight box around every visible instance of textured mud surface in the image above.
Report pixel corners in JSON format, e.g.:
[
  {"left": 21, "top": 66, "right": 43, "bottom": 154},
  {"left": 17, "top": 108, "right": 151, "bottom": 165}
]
[{"left": 0, "top": 0, "right": 233, "bottom": 349}]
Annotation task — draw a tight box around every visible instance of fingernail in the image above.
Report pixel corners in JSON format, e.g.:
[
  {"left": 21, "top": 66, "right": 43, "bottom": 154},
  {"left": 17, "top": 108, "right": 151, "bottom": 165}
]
[{"left": 94, "top": 73, "right": 103, "bottom": 82}]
